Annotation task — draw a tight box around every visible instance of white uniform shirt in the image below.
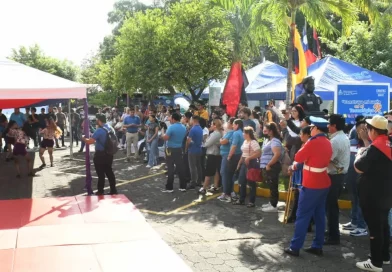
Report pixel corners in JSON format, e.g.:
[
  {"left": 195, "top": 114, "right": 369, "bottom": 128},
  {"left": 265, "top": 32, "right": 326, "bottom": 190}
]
[{"left": 328, "top": 130, "right": 350, "bottom": 174}]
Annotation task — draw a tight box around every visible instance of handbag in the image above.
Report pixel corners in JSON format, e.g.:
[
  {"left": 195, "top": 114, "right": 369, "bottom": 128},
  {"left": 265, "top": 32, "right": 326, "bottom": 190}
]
[{"left": 246, "top": 140, "right": 261, "bottom": 182}]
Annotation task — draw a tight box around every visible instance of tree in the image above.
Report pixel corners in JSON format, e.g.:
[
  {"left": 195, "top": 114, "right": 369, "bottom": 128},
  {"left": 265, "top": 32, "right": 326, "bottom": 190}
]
[
  {"left": 114, "top": 0, "right": 232, "bottom": 101},
  {"left": 210, "top": 0, "right": 285, "bottom": 64},
  {"left": 11, "top": 44, "right": 79, "bottom": 81},
  {"left": 324, "top": 18, "right": 392, "bottom": 77},
  {"left": 255, "top": 0, "right": 386, "bottom": 107},
  {"left": 161, "top": 0, "right": 231, "bottom": 101}
]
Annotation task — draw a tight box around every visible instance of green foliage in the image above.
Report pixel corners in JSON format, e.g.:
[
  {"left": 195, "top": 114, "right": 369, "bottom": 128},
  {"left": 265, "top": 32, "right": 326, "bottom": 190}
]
[
  {"left": 11, "top": 44, "right": 79, "bottom": 81},
  {"left": 210, "top": 0, "right": 286, "bottom": 62},
  {"left": 87, "top": 90, "right": 118, "bottom": 107},
  {"left": 114, "top": 0, "right": 232, "bottom": 101},
  {"left": 324, "top": 18, "right": 392, "bottom": 77}
]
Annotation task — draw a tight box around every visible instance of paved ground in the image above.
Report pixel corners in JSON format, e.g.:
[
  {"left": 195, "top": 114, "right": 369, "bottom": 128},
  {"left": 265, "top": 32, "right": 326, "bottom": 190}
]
[{"left": 0, "top": 137, "right": 390, "bottom": 272}]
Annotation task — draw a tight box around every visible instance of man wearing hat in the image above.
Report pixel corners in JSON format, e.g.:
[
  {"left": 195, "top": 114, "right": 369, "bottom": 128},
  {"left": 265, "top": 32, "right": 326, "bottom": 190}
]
[
  {"left": 82, "top": 114, "right": 117, "bottom": 195},
  {"left": 285, "top": 116, "right": 332, "bottom": 257},
  {"left": 354, "top": 115, "right": 392, "bottom": 272}
]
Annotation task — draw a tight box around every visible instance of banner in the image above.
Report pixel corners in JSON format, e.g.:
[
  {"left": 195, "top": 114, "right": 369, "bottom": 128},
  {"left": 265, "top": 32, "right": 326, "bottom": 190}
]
[
  {"left": 209, "top": 86, "right": 221, "bottom": 107},
  {"left": 335, "top": 84, "right": 390, "bottom": 124}
]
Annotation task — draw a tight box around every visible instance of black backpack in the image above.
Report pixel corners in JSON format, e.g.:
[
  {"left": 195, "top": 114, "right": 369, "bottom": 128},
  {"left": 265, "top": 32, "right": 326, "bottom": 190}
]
[{"left": 103, "top": 126, "right": 118, "bottom": 155}]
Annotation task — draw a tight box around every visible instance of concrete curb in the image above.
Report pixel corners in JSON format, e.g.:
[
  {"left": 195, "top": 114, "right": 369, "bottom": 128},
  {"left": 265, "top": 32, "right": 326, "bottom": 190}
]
[{"left": 233, "top": 184, "right": 352, "bottom": 210}]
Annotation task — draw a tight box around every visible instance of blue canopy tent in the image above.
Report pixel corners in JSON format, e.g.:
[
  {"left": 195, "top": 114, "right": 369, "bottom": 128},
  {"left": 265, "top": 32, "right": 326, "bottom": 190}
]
[
  {"left": 298, "top": 56, "right": 392, "bottom": 100},
  {"left": 201, "top": 61, "right": 287, "bottom": 100},
  {"left": 250, "top": 56, "right": 392, "bottom": 101}
]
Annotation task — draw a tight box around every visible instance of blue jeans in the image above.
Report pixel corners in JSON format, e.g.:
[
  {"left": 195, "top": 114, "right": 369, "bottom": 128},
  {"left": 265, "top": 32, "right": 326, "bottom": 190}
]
[
  {"left": 389, "top": 209, "right": 392, "bottom": 236},
  {"left": 220, "top": 154, "right": 229, "bottom": 194},
  {"left": 238, "top": 163, "right": 252, "bottom": 203},
  {"left": 225, "top": 153, "right": 241, "bottom": 195},
  {"left": 290, "top": 187, "right": 329, "bottom": 250},
  {"left": 147, "top": 138, "right": 158, "bottom": 166},
  {"left": 346, "top": 154, "right": 367, "bottom": 229}
]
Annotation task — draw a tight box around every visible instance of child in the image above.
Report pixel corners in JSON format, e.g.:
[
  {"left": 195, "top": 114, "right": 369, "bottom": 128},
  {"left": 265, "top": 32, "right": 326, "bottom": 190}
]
[
  {"left": 39, "top": 118, "right": 62, "bottom": 168},
  {"left": 4, "top": 121, "right": 16, "bottom": 162},
  {"left": 287, "top": 126, "right": 312, "bottom": 225},
  {"left": 8, "top": 121, "right": 34, "bottom": 177}
]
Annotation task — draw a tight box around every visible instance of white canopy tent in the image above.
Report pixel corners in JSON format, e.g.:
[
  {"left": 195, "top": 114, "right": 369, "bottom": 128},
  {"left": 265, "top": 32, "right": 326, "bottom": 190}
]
[
  {"left": 0, "top": 57, "right": 87, "bottom": 159},
  {"left": 0, "top": 58, "right": 86, "bottom": 108}
]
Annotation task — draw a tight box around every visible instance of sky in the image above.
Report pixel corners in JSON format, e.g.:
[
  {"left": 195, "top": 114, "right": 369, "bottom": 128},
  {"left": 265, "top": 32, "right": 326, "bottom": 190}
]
[{"left": 0, "top": 0, "right": 153, "bottom": 65}]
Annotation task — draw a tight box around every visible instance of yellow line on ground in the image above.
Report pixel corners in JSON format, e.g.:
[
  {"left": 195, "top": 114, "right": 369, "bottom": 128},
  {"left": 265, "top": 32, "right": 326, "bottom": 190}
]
[
  {"left": 113, "top": 171, "right": 166, "bottom": 188},
  {"left": 71, "top": 158, "right": 124, "bottom": 163},
  {"left": 140, "top": 194, "right": 220, "bottom": 216}
]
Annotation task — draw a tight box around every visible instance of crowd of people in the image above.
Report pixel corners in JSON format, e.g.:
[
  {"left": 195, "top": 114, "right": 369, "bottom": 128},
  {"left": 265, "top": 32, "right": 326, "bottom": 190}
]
[
  {"left": 93, "top": 100, "right": 391, "bottom": 272},
  {"left": 1, "top": 99, "right": 391, "bottom": 271}
]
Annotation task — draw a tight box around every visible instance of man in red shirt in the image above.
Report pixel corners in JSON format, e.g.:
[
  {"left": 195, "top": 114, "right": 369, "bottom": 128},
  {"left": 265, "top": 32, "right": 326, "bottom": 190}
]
[{"left": 285, "top": 116, "right": 333, "bottom": 257}]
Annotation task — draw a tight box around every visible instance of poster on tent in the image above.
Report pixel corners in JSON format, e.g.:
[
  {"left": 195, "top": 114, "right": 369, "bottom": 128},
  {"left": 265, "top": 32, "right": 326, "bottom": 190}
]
[
  {"left": 335, "top": 83, "right": 390, "bottom": 124},
  {"left": 209, "top": 86, "right": 221, "bottom": 107}
]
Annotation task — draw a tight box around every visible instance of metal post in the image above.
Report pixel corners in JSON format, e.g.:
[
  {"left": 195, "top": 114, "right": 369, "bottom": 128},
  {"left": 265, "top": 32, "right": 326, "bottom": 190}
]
[{"left": 69, "top": 99, "right": 73, "bottom": 160}]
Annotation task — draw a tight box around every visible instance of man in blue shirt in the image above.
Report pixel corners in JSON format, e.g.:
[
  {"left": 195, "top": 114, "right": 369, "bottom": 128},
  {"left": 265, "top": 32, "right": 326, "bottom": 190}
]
[
  {"left": 82, "top": 114, "right": 117, "bottom": 195},
  {"left": 10, "top": 108, "right": 26, "bottom": 128},
  {"left": 162, "top": 112, "right": 187, "bottom": 192},
  {"left": 123, "top": 108, "right": 141, "bottom": 162},
  {"left": 186, "top": 115, "right": 203, "bottom": 190}
]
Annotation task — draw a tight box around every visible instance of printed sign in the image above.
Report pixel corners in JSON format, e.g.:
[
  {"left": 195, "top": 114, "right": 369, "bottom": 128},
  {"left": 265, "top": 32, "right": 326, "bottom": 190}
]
[
  {"left": 335, "top": 84, "right": 390, "bottom": 124},
  {"left": 209, "top": 86, "right": 221, "bottom": 107}
]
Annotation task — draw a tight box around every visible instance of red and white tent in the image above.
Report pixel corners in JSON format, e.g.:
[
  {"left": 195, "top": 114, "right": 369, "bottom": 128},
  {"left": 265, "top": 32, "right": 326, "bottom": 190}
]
[{"left": 0, "top": 58, "right": 86, "bottom": 108}]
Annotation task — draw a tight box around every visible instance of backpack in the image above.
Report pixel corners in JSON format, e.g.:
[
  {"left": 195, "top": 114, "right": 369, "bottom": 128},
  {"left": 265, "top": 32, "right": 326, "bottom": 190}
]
[{"left": 103, "top": 125, "right": 118, "bottom": 155}]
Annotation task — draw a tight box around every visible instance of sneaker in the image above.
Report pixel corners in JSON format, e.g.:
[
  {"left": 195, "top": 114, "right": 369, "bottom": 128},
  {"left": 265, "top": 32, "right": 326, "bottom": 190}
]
[
  {"left": 342, "top": 222, "right": 357, "bottom": 230},
  {"left": 217, "top": 193, "right": 226, "bottom": 200},
  {"left": 207, "top": 186, "right": 220, "bottom": 193},
  {"left": 146, "top": 165, "right": 152, "bottom": 168},
  {"left": 262, "top": 205, "right": 278, "bottom": 213},
  {"left": 350, "top": 228, "right": 368, "bottom": 237},
  {"left": 179, "top": 188, "right": 186, "bottom": 192},
  {"left": 198, "top": 188, "right": 206, "bottom": 195},
  {"left": 356, "top": 259, "right": 382, "bottom": 272},
  {"left": 161, "top": 189, "right": 174, "bottom": 193},
  {"left": 261, "top": 203, "right": 272, "bottom": 209},
  {"left": 231, "top": 192, "right": 238, "bottom": 199}
]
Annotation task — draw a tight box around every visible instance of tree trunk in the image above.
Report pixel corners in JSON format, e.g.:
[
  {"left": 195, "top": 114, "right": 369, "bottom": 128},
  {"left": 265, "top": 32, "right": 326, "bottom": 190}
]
[
  {"left": 166, "top": 85, "right": 176, "bottom": 95},
  {"left": 286, "top": 9, "right": 296, "bottom": 109},
  {"left": 189, "top": 85, "right": 206, "bottom": 102}
]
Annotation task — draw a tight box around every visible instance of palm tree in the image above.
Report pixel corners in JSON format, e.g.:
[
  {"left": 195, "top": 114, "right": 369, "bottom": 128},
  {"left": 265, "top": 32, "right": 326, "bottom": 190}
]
[
  {"left": 255, "top": 0, "right": 361, "bottom": 107},
  {"left": 210, "top": 0, "right": 286, "bottom": 64}
]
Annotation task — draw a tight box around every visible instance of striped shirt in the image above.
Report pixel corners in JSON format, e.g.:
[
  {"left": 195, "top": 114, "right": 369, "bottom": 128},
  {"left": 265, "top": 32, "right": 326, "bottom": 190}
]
[{"left": 328, "top": 131, "right": 350, "bottom": 175}]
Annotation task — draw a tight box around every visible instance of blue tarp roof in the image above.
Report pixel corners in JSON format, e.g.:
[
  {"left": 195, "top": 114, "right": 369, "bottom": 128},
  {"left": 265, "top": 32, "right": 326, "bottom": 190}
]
[
  {"left": 202, "top": 57, "right": 392, "bottom": 101},
  {"left": 251, "top": 56, "right": 392, "bottom": 101},
  {"left": 201, "top": 61, "right": 287, "bottom": 100},
  {"left": 303, "top": 56, "right": 392, "bottom": 100}
]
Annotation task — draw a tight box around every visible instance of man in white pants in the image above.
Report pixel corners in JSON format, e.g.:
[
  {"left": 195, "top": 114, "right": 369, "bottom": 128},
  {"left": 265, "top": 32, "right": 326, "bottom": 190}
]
[{"left": 123, "top": 108, "right": 141, "bottom": 162}]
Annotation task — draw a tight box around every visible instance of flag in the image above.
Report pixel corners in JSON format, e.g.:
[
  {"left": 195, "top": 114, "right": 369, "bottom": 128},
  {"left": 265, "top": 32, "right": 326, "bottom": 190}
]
[
  {"left": 292, "top": 26, "right": 307, "bottom": 102},
  {"left": 313, "top": 29, "right": 322, "bottom": 59},
  {"left": 222, "top": 61, "right": 248, "bottom": 117},
  {"left": 302, "top": 26, "right": 317, "bottom": 67}
]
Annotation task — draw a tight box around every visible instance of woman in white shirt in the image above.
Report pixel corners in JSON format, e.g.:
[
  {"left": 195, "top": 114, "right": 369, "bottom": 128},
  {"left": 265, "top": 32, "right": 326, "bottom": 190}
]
[
  {"left": 233, "top": 127, "right": 261, "bottom": 207},
  {"left": 199, "top": 119, "right": 223, "bottom": 195}
]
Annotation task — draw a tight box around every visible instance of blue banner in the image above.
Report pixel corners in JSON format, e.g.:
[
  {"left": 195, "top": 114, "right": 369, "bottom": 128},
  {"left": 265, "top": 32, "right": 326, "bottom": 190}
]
[{"left": 336, "top": 84, "right": 390, "bottom": 124}]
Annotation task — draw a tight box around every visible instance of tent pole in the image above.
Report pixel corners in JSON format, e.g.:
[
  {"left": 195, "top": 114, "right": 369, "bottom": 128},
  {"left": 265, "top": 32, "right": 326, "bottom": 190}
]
[{"left": 69, "top": 99, "right": 73, "bottom": 160}]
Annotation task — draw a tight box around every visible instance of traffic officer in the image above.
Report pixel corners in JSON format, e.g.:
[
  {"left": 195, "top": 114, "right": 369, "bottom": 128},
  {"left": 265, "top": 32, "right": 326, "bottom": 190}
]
[{"left": 284, "top": 116, "right": 332, "bottom": 257}]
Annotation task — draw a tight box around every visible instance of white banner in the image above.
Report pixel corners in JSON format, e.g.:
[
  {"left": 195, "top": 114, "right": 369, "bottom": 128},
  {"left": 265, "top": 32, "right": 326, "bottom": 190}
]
[{"left": 209, "top": 86, "right": 221, "bottom": 106}]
